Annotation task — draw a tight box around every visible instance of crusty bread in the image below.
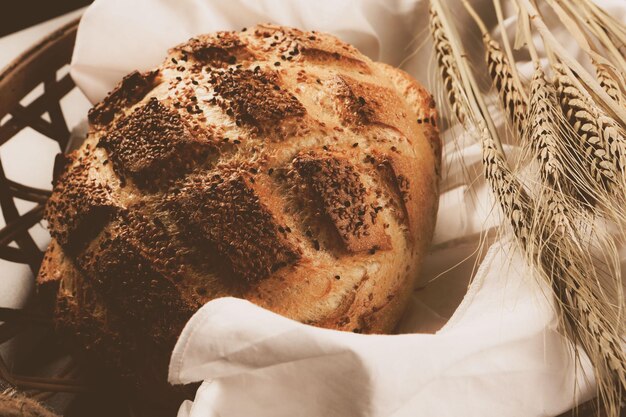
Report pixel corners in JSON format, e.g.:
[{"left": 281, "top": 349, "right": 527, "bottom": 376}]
[{"left": 37, "top": 24, "right": 440, "bottom": 410}]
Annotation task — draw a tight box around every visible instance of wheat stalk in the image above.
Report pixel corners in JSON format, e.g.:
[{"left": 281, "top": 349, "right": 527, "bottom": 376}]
[
  {"left": 544, "top": 2, "right": 626, "bottom": 187},
  {"left": 578, "top": 0, "right": 626, "bottom": 44},
  {"left": 547, "top": 246, "right": 626, "bottom": 416},
  {"left": 526, "top": 3, "right": 625, "bottom": 415},
  {"left": 523, "top": 23, "right": 605, "bottom": 267},
  {"left": 528, "top": 67, "right": 626, "bottom": 416},
  {"left": 542, "top": 0, "right": 626, "bottom": 205},
  {"left": 528, "top": 65, "right": 626, "bottom": 417},
  {"left": 431, "top": 0, "right": 533, "bottom": 255},
  {"left": 574, "top": 0, "right": 626, "bottom": 72},
  {"left": 545, "top": 0, "right": 626, "bottom": 116},
  {"left": 528, "top": 65, "right": 623, "bottom": 349},
  {"left": 431, "top": 2, "right": 626, "bottom": 415}
]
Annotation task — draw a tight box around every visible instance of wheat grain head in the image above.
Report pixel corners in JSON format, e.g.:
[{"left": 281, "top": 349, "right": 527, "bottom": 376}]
[
  {"left": 484, "top": 34, "right": 528, "bottom": 135},
  {"left": 594, "top": 62, "right": 625, "bottom": 105},
  {"left": 429, "top": 5, "right": 471, "bottom": 127},
  {"left": 553, "top": 63, "right": 618, "bottom": 197}
]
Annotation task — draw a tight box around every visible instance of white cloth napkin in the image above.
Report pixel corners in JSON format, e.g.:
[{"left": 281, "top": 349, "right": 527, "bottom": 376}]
[
  {"left": 69, "top": 0, "right": 626, "bottom": 415},
  {"left": 168, "top": 240, "right": 593, "bottom": 417}
]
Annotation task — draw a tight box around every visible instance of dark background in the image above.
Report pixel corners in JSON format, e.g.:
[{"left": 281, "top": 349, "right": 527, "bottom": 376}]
[{"left": 1, "top": 0, "right": 92, "bottom": 37}]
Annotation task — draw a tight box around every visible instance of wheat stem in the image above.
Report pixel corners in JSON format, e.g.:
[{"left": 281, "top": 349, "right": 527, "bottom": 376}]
[
  {"left": 576, "top": 0, "right": 626, "bottom": 51},
  {"left": 555, "top": 0, "right": 626, "bottom": 107},
  {"left": 558, "top": 0, "right": 626, "bottom": 75},
  {"left": 519, "top": 7, "right": 539, "bottom": 63},
  {"left": 493, "top": 0, "right": 527, "bottom": 101},
  {"left": 431, "top": 0, "right": 532, "bottom": 254},
  {"left": 547, "top": 0, "right": 603, "bottom": 63}
]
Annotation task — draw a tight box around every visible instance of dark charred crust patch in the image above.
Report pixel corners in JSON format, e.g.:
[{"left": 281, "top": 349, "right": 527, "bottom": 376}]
[
  {"left": 88, "top": 70, "right": 161, "bottom": 126},
  {"left": 44, "top": 156, "right": 119, "bottom": 253},
  {"left": 292, "top": 151, "right": 390, "bottom": 253},
  {"left": 167, "top": 169, "right": 300, "bottom": 283},
  {"left": 173, "top": 32, "right": 253, "bottom": 67},
  {"left": 77, "top": 210, "right": 196, "bottom": 346},
  {"left": 208, "top": 68, "right": 306, "bottom": 137},
  {"left": 98, "top": 98, "right": 212, "bottom": 189},
  {"left": 334, "top": 75, "right": 405, "bottom": 130}
]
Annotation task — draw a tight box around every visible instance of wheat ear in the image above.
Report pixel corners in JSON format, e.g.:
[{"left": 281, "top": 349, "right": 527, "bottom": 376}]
[
  {"left": 528, "top": 68, "right": 568, "bottom": 190},
  {"left": 594, "top": 62, "right": 625, "bottom": 106},
  {"left": 462, "top": 0, "right": 527, "bottom": 135},
  {"left": 553, "top": 63, "right": 626, "bottom": 227},
  {"left": 520, "top": 8, "right": 626, "bottom": 414},
  {"left": 546, "top": 1, "right": 626, "bottom": 111},
  {"left": 480, "top": 123, "right": 532, "bottom": 246},
  {"left": 429, "top": 7, "right": 470, "bottom": 126},
  {"left": 553, "top": 63, "right": 617, "bottom": 196},
  {"left": 518, "top": 0, "right": 626, "bottom": 127},
  {"left": 527, "top": 65, "right": 625, "bottom": 417},
  {"left": 597, "top": 114, "right": 626, "bottom": 180},
  {"left": 484, "top": 36, "right": 527, "bottom": 134}
]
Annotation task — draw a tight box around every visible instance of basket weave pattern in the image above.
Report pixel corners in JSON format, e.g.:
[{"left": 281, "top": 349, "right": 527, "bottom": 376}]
[{"left": 0, "top": 19, "right": 108, "bottom": 416}]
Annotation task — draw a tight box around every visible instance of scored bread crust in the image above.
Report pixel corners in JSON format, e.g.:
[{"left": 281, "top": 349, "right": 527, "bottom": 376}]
[{"left": 37, "top": 24, "right": 440, "bottom": 406}]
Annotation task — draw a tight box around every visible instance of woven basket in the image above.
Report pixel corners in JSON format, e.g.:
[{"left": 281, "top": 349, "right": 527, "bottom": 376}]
[
  {"left": 0, "top": 18, "right": 136, "bottom": 417},
  {"left": 0, "top": 17, "right": 608, "bottom": 417}
]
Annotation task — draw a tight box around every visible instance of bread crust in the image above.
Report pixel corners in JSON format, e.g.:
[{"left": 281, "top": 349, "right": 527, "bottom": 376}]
[{"left": 38, "top": 24, "right": 440, "bottom": 406}]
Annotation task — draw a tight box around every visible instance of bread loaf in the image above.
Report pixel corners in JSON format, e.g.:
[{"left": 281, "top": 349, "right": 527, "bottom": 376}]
[{"left": 37, "top": 24, "right": 440, "bottom": 411}]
